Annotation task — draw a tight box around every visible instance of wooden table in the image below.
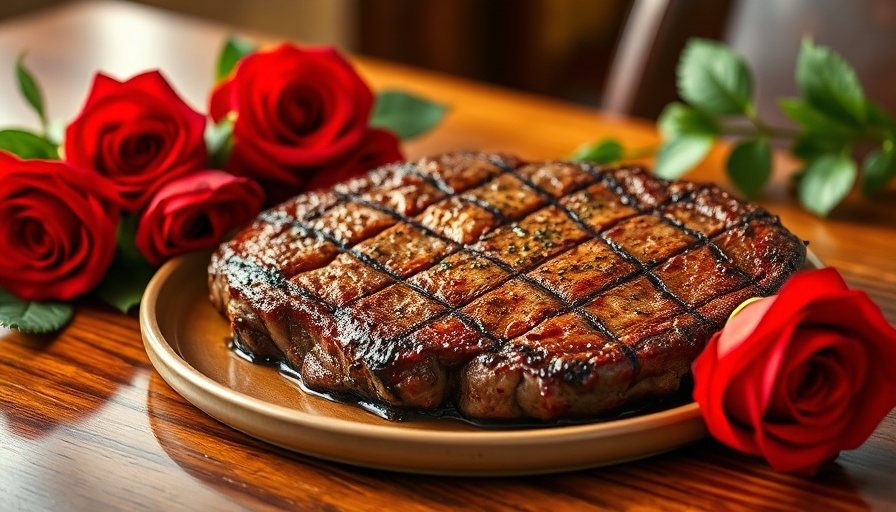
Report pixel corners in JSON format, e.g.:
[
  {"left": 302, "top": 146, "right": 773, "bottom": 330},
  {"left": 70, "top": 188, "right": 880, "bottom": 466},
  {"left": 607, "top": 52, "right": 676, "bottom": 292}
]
[{"left": 1, "top": 2, "right": 894, "bottom": 510}]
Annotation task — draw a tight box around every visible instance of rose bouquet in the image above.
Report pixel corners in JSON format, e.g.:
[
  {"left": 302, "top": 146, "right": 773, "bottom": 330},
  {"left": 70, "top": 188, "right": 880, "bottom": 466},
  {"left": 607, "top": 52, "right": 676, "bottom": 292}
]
[{"left": 0, "top": 37, "right": 445, "bottom": 333}]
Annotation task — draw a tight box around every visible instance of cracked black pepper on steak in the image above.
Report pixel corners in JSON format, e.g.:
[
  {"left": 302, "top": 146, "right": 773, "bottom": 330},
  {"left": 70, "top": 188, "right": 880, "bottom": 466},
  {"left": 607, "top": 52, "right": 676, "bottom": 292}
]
[{"left": 209, "top": 152, "right": 806, "bottom": 421}]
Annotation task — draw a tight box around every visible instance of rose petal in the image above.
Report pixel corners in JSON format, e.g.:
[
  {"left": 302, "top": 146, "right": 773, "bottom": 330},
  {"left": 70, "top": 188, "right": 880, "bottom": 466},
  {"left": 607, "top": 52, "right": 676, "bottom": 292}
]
[
  {"left": 80, "top": 73, "right": 123, "bottom": 111},
  {"left": 136, "top": 170, "right": 264, "bottom": 266},
  {"left": 704, "top": 318, "right": 802, "bottom": 424},
  {"left": 238, "top": 45, "right": 366, "bottom": 150},
  {"left": 731, "top": 269, "right": 847, "bottom": 344},
  {"left": 692, "top": 268, "right": 896, "bottom": 476},
  {"left": 697, "top": 288, "right": 848, "bottom": 430},
  {"left": 756, "top": 435, "right": 839, "bottom": 475},
  {"left": 716, "top": 296, "right": 776, "bottom": 358},
  {"left": 220, "top": 43, "right": 375, "bottom": 198},
  {"left": 767, "top": 328, "right": 860, "bottom": 419},
  {"left": 65, "top": 70, "right": 207, "bottom": 211},
  {"left": 786, "top": 353, "right": 852, "bottom": 421},
  {"left": 824, "top": 299, "right": 896, "bottom": 449},
  {"left": 0, "top": 158, "right": 118, "bottom": 300},
  {"left": 693, "top": 333, "right": 765, "bottom": 455},
  {"left": 209, "top": 79, "right": 233, "bottom": 122},
  {"left": 126, "top": 70, "right": 184, "bottom": 103},
  {"left": 761, "top": 352, "right": 856, "bottom": 447},
  {"left": 105, "top": 119, "right": 170, "bottom": 175},
  {"left": 2, "top": 194, "right": 77, "bottom": 272},
  {"left": 303, "top": 128, "right": 403, "bottom": 193}
]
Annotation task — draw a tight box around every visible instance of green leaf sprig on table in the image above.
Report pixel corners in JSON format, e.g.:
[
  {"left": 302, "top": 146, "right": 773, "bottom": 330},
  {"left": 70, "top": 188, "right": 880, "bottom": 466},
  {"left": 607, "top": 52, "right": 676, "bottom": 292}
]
[
  {"left": 573, "top": 38, "right": 896, "bottom": 216},
  {"left": 0, "top": 289, "right": 73, "bottom": 334},
  {"left": 0, "top": 54, "right": 58, "bottom": 160}
]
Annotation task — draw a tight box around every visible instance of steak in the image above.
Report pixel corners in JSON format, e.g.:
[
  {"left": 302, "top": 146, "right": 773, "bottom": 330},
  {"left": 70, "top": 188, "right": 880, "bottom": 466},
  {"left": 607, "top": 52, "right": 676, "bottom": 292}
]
[{"left": 209, "top": 152, "right": 806, "bottom": 421}]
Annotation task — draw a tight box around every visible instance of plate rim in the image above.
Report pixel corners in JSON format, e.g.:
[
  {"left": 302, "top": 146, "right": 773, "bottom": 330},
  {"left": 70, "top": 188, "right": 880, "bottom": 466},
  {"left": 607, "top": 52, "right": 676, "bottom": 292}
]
[{"left": 140, "top": 250, "right": 820, "bottom": 473}]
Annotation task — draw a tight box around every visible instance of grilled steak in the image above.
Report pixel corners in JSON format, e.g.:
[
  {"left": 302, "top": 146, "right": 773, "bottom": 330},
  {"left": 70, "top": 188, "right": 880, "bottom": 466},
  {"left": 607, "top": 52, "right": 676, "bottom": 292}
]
[{"left": 209, "top": 152, "right": 806, "bottom": 421}]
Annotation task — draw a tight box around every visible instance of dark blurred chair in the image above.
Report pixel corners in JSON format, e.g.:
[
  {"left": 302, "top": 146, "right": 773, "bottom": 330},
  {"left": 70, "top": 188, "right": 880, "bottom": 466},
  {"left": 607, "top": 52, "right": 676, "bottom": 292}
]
[
  {"left": 602, "top": 0, "right": 896, "bottom": 122},
  {"left": 0, "top": 0, "right": 63, "bottom": 21}
]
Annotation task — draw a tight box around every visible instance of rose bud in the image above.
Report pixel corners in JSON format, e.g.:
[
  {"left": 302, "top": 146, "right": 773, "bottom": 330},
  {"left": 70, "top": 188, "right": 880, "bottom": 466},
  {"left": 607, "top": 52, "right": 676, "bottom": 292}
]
[
  {"left": 209, "top": 44, "right": 374, "bottom": 201},
  {"left": 135, "top": 170, "right": 265, "bottom": 266},
  {"left": 65, "top": 70, "right": 208, "bottom": 212},
  {"left": 692, "top": 268, "right": 896, "bottom": 475},
  {"left": 0, "top": 152, "right": 120, "bottom": 301}
]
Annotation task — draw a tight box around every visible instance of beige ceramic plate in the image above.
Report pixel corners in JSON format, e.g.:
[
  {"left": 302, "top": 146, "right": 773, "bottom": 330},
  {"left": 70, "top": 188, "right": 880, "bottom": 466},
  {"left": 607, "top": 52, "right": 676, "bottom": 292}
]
[{"left": 140, "top": 250, "right": 822, "bottom": 475}]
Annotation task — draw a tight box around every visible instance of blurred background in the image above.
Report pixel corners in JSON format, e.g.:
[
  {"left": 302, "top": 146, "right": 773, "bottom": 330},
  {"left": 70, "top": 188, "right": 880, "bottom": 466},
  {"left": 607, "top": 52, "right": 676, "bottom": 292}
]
[{"left": 1, "top": 0, "right": 895, "bottom": 123}]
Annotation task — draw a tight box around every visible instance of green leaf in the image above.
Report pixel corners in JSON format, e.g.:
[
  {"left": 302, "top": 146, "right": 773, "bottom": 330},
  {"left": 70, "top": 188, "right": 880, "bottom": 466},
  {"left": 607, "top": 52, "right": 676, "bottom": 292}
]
[
  {"left": 790, "top": 133, "right": 846, "bottom": 162},
  {"left": 778, "top": 98, "right": 858, "bottom": 138},
  {"left": 370, "top": 90, "right": 447, "bottom": 141},
  {"left": 677, "top": 39, "right": 753, "bottom": 116},
  {"left": 796, "top": 38, "right": 866, "bottom": 126},
  {"left": 726, "top": 138, "right": 772, "bottom": 199},
  {"left": 205, "top": 116, "right": 234, "bottom": 168},
  {"left": 654, "top": 135, "right": 715, "bottom": 179},
  {"left": 570, "top": 138, "right": 624, "bottom": 163},
  {"left": 15, "top": 53, "right": 47, "bottom": 128},
  {"left": 0, "top": 129, "right": 58, "bottom": 159},
  {"left": 657, "top": 102, "right": 720, "bottom": 139},
  {"left": 797, "top": 153, "right": 857, "bottom": 216},
  {"left": 861, "top": 145, "right": 895, "bottom": 197},
  {"left": 215, "top": 35, "right": 256, "bottom": 82},
  {"left": 93, "top": 215, "right": 156, "bottom": 313},
  {"left": 93, "top": 255, "right": 155, "bottom": 314},
  {"left": 866, "top": 100, "right": 896, "bottom": 133},
  {"left": 0, "top": 288, "right": 73, "bottom": 334}
]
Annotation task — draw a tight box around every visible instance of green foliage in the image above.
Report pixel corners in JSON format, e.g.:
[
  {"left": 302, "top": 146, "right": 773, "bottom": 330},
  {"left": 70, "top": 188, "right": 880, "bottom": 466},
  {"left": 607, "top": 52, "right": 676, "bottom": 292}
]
[
  {"left": 581, "top": 37, "right": 896, "bottom": 216},
  {"left": 861, "top": 144, "right": 895, "bottom": 197},
  {"left": 370, "top": 90, "right": 447, "bottom": 141},
  {"left": 677, "top": 39, "right": 753, "bottom": 116},
  {"left": 205, "top": 116, "right": 235, "bottom": 169},
  {"left": 655, "top": 102, "right": 718, "bottom": 178},
  {"left": 798, "top": 154, "right": 857, "bottom": 216},
  {"left": 0, "top": 288, "right": 73, "bottom": 334},
  {"left": 726, "top": 138, "right": 771, "bottom": 200},
  {"left": 15, "top": 53, "right": 47, "bottom": 128},
  {"left": 779, "top": 99, "right": 858, "bottom": 139},
  {"left": 658, "top": 103, "right": 720, "bottom": 138},
  {"left": 796, "top": 38, "right": 866, "bottom": 126},
  {"left": 570, "top": 139, "right": 624, "bottom": 164},
  {"left": 0, "top": 129, "right": 58, "bottom": 159},
  {"left": 215, "top": 35, "right": 256, "bottom": 82},
  {"left": 94, "top": 215, "right": 156, "bottom": 313},
  {"left": 866, "top": 101, "right": 896, "bottom": 132},
  {"left": 655, "top": 135, "right": 715, "bottom": 179}
]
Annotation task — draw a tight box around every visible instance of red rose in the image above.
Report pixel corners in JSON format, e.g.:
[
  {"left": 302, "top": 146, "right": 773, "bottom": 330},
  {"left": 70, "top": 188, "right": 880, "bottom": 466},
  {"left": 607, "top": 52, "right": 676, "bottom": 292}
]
[
  {"left": 210, "top": 44, "right": 374, "bottom": 199},
  {"left": 135, "top": 170, "right": 265, "bottom": 266},
  {"left": 692, "top": 268, "right": 896, "bottom": 475},
  {"left": 65, "top": 71, "right": 208, "bottom": 212},
  {"left": 0, "top": 152, "right": 120, "bottom": 301},
  {"left": 299, "top": 128, "right": 403, "bottom": 196}
]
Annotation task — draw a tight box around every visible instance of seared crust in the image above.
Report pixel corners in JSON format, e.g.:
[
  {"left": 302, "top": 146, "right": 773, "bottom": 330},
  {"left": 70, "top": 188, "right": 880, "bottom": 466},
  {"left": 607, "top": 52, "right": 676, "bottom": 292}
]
[{"left": 209, "top": 152, "right": 806, "bottom": 421}]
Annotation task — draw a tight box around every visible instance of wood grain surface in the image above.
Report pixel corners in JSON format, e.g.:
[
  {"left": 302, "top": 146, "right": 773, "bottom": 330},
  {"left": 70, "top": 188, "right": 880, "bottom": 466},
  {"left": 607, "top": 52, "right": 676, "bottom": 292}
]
[{"left": 1, "top": 2, "right": 894, "bottom": 510}]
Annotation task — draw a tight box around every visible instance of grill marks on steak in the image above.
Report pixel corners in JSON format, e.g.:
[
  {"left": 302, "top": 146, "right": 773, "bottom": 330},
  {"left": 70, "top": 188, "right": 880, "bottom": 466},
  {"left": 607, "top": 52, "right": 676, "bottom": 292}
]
[{"left": 209, "top": 152, "right": 806, "bottom": 421}]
